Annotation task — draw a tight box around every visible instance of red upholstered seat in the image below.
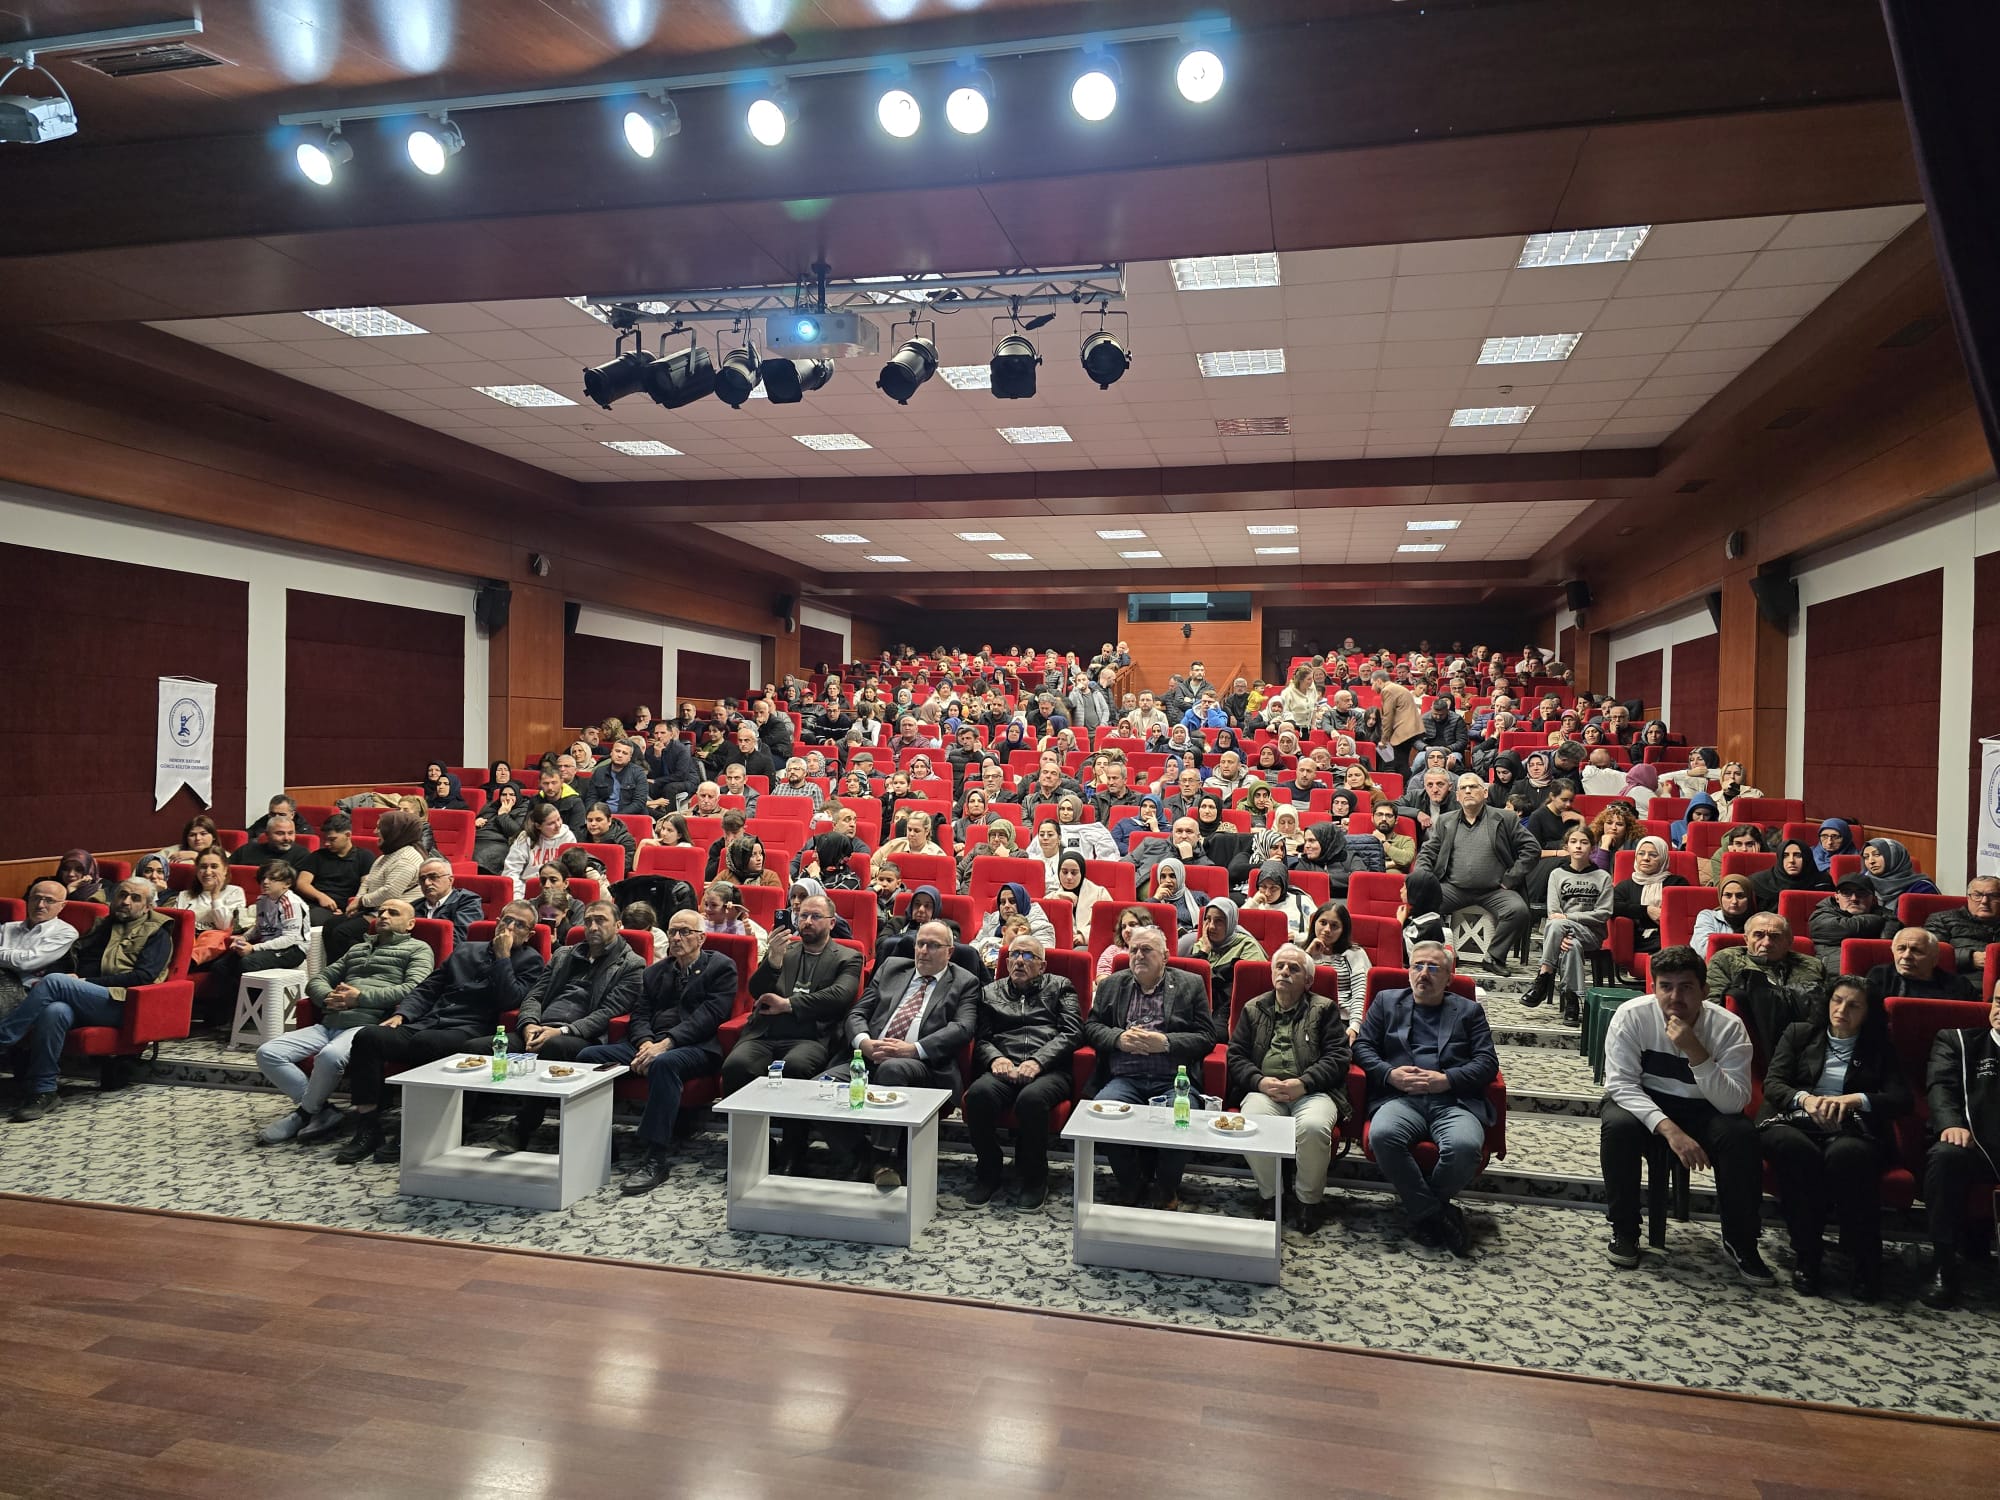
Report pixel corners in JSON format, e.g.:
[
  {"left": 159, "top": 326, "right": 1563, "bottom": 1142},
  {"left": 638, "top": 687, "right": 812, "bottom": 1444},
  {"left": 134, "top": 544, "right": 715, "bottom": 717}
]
[
  {"left": 968, "top": 856, "right": 1050, "bottom": 909},
  {"left": 1235, "top": 905, "right": 1291, "bottom": 955},
  {"left": 64, "top": 906, "right": 197, "bottom": 1073},
  {"left": 427, "top": 809, "right": 475, "bottom": 863},
  {"left": 565, "top": 842, "right": 628, "bottom": 882},
  {"left": 1351, "top": 965, "right": 1507, "bottom": 1170},
  {"left": 458, "top": 875, "right": 514, "bottom": 922},
  {"left": 1084, "top": 860, "right": 1137, "bottom": 901},
  {"left": 1884, "top": 996, "right": 1992, "bottom": 1217},
  {"left": 635, "top": 845, "right": 704, "bottom": 883}
]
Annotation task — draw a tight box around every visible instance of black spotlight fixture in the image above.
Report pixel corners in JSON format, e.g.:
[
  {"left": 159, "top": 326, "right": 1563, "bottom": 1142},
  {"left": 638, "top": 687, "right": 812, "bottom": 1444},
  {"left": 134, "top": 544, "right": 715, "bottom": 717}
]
[
  {"left": 760, "top": 357, "right": 833, "bottom": 404},
  {"left": 714, "top": 342, "right": 762, "bottom": 408},
  {"left": 877, "top": 323, "right": 939, "bottom": 404},
  {"left": 990, "top": 332, "right": 1041, "bottom": 400},
  {"left": 644, "top": 342, "right": 717, "bottom": 409},
  {"left": 1080, "top": 306, "right": 1133, "bottom": 389},
  {"left": 582, "top": 348, "right": 657, "bottom": 409}
]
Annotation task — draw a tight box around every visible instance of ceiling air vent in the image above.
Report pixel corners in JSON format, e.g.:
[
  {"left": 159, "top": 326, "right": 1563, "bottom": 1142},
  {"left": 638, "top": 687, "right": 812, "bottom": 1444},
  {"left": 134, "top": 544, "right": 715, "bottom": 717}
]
[
  {"left": 1214, "top": 417, "right": 1291, "bottom": 437},
  {"left": 75, "top": 44, "right": 226, "bottom": 78},
  {"left": 1878, "top": 317, "right": 1941, "bottom": 349},
  {"left": 1764, "top": 407, "right": 1814, "bottom": 431}
]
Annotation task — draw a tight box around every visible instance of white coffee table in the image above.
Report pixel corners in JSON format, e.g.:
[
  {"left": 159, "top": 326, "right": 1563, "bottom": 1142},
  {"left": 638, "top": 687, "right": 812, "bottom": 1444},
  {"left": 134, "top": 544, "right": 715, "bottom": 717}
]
[
  {"left": 1063, "top": 1103, "right": 1299, "bottom": 1284},
  {"left": 386, "top": 1054, "right": 627, "bottom": 1211},
  {"left": 715, "top": 1077, "right": 952, "bottom": 1247}
]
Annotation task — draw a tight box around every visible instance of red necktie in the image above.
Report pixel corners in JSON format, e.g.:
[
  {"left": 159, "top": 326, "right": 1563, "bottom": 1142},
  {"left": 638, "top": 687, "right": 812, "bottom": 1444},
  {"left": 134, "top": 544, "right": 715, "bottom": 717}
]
[{"left": 882, "top": 974, "right": 933, "bottom": 1041}]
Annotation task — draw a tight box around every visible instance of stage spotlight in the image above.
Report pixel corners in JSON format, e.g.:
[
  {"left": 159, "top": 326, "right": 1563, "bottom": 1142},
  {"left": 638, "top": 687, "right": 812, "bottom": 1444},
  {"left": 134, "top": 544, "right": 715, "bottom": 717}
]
[
  {"left": 644, "top": 345, "right": 717, "bottom": 409},
  {"left": 295, "top": 128, "right": 350, "bottom": 186},
  {"left": 582, "top": 349, "right": 658, "bottom": 409},
  {"left": 623, "top": 97, "right": 680, "bottom": 158},
  {"left": 406, "top": 117, "right": 463, "bottom": 174},
  {"left": 747, "top": 84, "right": 795, "bottom": 147},
  {"left": 760, "top": 358, "right": 833, "bottom": 404},
  {"left": 877, "top": 87, "right": 920, "bottom": 138},
  {"left": 1080, "top": 328, "right": 1131, "bottom": 389},
  {"left": 1176, "top": 48, "right": 1224, "bottom": 103},
  {"left": 990, "top": 333, "right": 1041, "bottom": 400},
  {"left": 1071, "top": 58, "right": 1118, "bottom": 122},
  {"left": 877, "top": 336, "right": 939, "bottom": 404},
  {"left": 714, "top": 345, "right": 762, "bottom": 408},
  {"left": 945, "top": 69, "right": 992, "bottom": 134}
]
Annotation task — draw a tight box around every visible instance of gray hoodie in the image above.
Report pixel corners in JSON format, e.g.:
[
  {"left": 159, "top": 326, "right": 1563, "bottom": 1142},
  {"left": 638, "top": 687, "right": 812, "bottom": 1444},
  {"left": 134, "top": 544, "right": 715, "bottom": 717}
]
[{"left": 1546, "top": 862, "right": 1614, "bottom": 938}]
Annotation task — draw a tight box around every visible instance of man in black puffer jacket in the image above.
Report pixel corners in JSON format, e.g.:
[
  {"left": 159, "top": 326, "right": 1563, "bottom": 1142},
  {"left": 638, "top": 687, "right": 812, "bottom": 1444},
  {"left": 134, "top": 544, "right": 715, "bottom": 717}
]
[{"left": 963, "top": 936, "right": 1081, "bottom": 1209}]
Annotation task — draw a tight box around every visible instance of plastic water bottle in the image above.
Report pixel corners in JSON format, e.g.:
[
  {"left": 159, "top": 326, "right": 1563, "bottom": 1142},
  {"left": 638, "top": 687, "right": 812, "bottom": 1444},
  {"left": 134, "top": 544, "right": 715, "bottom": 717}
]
[
  {"left": 766, "top": 1059, "right": 785, "bottom": 1089},
  {"left": 1172, "top": 1065, "right": 1191, "bottom": 1129},
  {"left": 490, "top": 1026, "right": 508, "bottom": 1080},
  {"left": 849, "top": 1047, "right": 867, "bottom": 1109}
]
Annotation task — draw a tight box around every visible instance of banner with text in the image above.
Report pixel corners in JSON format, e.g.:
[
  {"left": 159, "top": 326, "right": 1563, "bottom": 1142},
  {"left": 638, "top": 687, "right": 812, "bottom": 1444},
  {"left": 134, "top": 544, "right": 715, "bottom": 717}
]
[
  {"left": 1980, "top": 736, "right": 2000, "bottom": 879},
  {"left": 156, "top": 676, "right": 217, "bottom": 811}
]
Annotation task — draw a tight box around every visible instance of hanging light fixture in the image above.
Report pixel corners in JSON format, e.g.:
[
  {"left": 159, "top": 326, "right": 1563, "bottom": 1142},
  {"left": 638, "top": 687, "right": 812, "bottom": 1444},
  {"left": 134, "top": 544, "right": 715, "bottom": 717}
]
[
  {"left": 295, "top": 126, "right": 351, "bottom": 186},
  {"left": 405, "top": 116, "right": 463, "bottom": 174}
]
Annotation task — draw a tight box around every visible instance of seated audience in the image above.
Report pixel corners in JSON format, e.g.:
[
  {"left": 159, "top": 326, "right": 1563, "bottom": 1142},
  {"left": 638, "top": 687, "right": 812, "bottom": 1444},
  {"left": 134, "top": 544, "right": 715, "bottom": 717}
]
[
  {"left": 1096, "top": 906, "right": 1155, "bottom": 982},
  {"left": 292, "top": 813, "right": 375, "bottom": 927},
  {"left": 472, "top": 783, "right": 527, "bottom": 874},
  {"left": 1699, "top": 824, "right": 1768, "bottom": 888},
  {"left": 577, "top": 911, "right": 737, "bottom": 1196},
  {"left": 971, "top": 882, "right": 1056, "bottom": 967},
  {"left": 1862, "top": 837, "right": 1938, "bottom": 903},
  {"left": 1599, "top": 945, "right": 1769, "bottom": 1282},
  {"left": 1370, "top": 799, "right": 1416, "bottom": 875},
  {"left": 1415, "top": 774, "right": 1538, "bottom": 976},
  {"left": 256, "top": 898, "right": 432, "bottom": 1145},
  {"left": 1758, "top": 974, "right": 1907, "bottom": 1299},
  {"left": 1243, "top": 861, "right": 1314, "bottom": 946},
  {"left": 1707, "top": 912, "right": 1825, "bottom": 1058},
  {"left": 232, "top": 816, "right": 301, "bottom": 872},
  {"left": 1866, "top": 925, "right": 1975, "bottom": 1002},
  {"left": 1924, "top": 876, "right": 2000, "bottom": 973},
  {"left": 411, "top": 858, "right": 483, "bottom": 943},
  {"left": 1808, "top": 874, "right": 1894, "bottom": 969},
  {"left": 161, "top": 815, "right": 224, "bottom": 867},
  {"left": 588, "top": 737, "right": 649, "bottom": 818},
  {"left": 322, "top": 811, "right": 427, "bottom": 964},
  {"left": 580, "top": 803, "right": 638, "bottom": 864},
  {"left": 529, "top": 864, "right": 588, "bottom": 944},
  {"left": 502, "top": 902, "right": 647, "bottom": 1149},
  {"left": 0, "top": 880, "right": 81, "bottom": 1014},
  {"left": 1919, "top": 979, "right": 2000, "bottom": 1308},
  {"left": 963, "top": 936, "right": 1080, "bottom": 1209},
  {"left": 1528, "top": 826, "right": 1613, "bottom": 1023},
  {"left": 503, "top": 801, "right": 576, "bottom": 901},
  {"left": 1690, "top": 873, "right": 1759, "bottom": 957},
  {"left": 1227, "top": 943, "right": 1353, "bottom": 1233},
  {"left": 699, "top": 879, "right": 769, "bottom": 964},
  {"left": 1353, "top": 942, "right": 1497, "bottom": 1257},
  {"left": 1750, "top": 837, "right": 1831, "bottom": 910}
]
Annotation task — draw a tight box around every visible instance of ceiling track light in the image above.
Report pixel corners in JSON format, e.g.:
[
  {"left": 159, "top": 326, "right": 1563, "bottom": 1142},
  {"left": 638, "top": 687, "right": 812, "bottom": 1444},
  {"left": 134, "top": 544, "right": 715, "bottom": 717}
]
[
  {"left": 990, "top": 313, "right": 1042, "bottom": 400},
  {"left": 878, "top": 319, "right": 939, "bottom": 404},
  {"left": 1071, "top": 53, "right": 1119, "bottom": 122},
  {"left": 294, "top": 125, "right": 350, "bottom": 186},
  {"left": 759, "top": 357, "right": 833, "bottom": 404},
  {"left": 945, "top": 67, "right": 993, "bottom": 135},
  {"left": 747, "top": 81, "right": 795, "bottom": 147},
  {"left": 622, "top": 94, "right": 679, "bottom": 158},
  {"left": 581, "top": 339, "right": 657, "bottom": 409},
  {"left": 406, "top": 115, "right": 463, "bottom": 174},
  {"left": 1175, "top": 43, "right": 1225, "bottom": 103},
  {"left": 644, "top": 336, "right": 717, "bottom": 409},
  {"left": 1080, "top": 306, "right": 1133, "bottom": 389},
  {"left": 876, "top": 73, "right": 920, "bottom": 138},
  {"left": 713, "top": 338, "right": 763, "bottom": 407}
]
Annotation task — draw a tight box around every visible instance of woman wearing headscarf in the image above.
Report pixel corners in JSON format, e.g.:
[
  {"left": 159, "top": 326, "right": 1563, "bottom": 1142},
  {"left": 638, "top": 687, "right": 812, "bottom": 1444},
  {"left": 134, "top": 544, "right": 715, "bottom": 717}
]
[
  {"left": 1142, "top": 856, "right": 1205, "bottom": 935},
  {"left": 972, "top": 881, "right": 1057, "bottom": 965},
  {"left": 1180, "top": 896, "right": 1267, "bottom": 1020},
  {"left": 1243, "top": 859, "right": 1315, "bottom": 945},
  {"left": 133, "top": 853, "right": 172, "bottom": 906},
  {"left": 1862, "top": 837, "right": 1938, "bottom": 902},
  {"left": 1163, "top": 721, "right": 1204, "bottom": 763},
  {"left": 425, "top": 769, "right": 466, "bottom": 810},
  {"left": 802, "top": 819, "right": 871, "bottom": 891},
  {"left": 1612, "top": 836, "right": 1687, "bottom": 955},
  {"left": 1252, "top": 742, "right": 1286, "bottom": 779},
  {"left": 1518, "top": 751, "right": 1555, "bottom": 811},
  {"left": 956, "top": 818, "right": 1019, "bottom": 892},
  {"left": 1488, "top": 751, "right": 1524, "bottom": 803},
  {"left": 953, "top": 786, "right": 993, "bottom": 850},
  {"left": 997, "top": 720, "right": 1031, "bottom": 763},
  {"left": 1252, "top": 801, "right": 1304, "bottom": 866},
  {"left": 1669, "top": 790, "right": 1718, "bottom": 850},
  {"left": 1691, "top": 872, "right": 1760, "bottom": 956},
  {"left": 1671, "top": 747, "right": 1720, "bottom": 800},
  {"left": 1290, "top": 821, "right": 1356, "bottom": 894},
  {"left": 1750, "top": 837, "right": 1832, "bottom": 909},
  {"left": 1618, "top": 761, "right": 1660, "bottom": 816},
  {"left": 51, "top": 849, "right": 103, "bottom": 904},
  {"left": 1035, "top": 843, "right": 1100, "bottom": 929},
  {"left": 776, "top": 875, "right": 854, "bottom": 941},
  {"left": 1812, "top": 818, "right": 1857, "bottom": 873},
  {"left": 1114, "top": 794, "right": 1167, "bottom": 856}
]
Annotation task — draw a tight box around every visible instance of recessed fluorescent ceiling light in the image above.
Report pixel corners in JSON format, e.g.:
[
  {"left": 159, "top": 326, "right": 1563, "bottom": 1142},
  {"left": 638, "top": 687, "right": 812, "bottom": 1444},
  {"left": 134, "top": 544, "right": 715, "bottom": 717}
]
[
  {"left": 1254, "top": 545, "right": 1299, "bottom": 555},
  {"left": 1450, "top": 405, "right": 1536, "bottom": 426},
  {"left": 998, "top": 425, "right": 1072, "bottom": 444},
  {"left": 864, "top": 554, "right": 911, "bottom": 563},
  {"left": 304, "top": 306, "right": 427, "bottom": 337},
  {"left": 1478, "top": 333, "right": 1581, "bottom": 365},
  {"left": 1399, "top": 543, "right": 1447, "bottom": 553},
  {"left": 1096, "top": 528, "right": 1147, "bottom": 540},
  {"left": 1170, "top": 253, "right": 1281, "bottom": 291},
  {"left": 1246, "top": 524, "right": 1297, "bottom": 535},
  {"left": 939, "top": 365, "right": 993, "bottom": 390},
  {"left": 817, "top": 533, "right": 870, "bottom": 544},
  {"left": 1215, "top": 416, "right": 1291, "bottom": 436},
  {"left": 1119, "top": 549, "right": 1163, "bottom": 559},
  {"left": 1516, "top": 225, "right": 1651, "bottom": 268},
  {"left": 794, "top": 433, "right": 871, "bottom": 450},
  {"left": 475, "top": 384, "right": 575, "bottom": 407},
  {"left": 989, "top": 551, "right": 1034, "bottom": 561},
  {"left": 955, "top": 531, "right": 1005, "bottom": 542},
  {"left": 600, "top": 440, "right": 682, "bottom": 456},
  {"left": 1406, "top": 518, "right": 1461, "bottom": 531},
  {"left": 1197, "top": 348, "right": 1286, "bottom": 377}
]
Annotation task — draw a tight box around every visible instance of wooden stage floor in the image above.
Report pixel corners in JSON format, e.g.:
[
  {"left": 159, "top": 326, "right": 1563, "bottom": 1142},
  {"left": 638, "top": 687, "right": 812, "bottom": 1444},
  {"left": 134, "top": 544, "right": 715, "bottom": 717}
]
[{"left": 0, "top": 1196, "right": 1992, "bottom": 1499}]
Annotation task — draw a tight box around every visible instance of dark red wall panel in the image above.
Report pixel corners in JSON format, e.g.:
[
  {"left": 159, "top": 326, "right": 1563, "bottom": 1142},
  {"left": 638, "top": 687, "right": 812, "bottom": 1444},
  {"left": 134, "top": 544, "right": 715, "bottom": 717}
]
[
  {"left": 1804, "top": 569, "right": 1942, "bottom": 833},
  {"left": 1613, "top": 647, "right": 1662, "bottom": 716},
  {"left": 564, "top": 632, "right": 662, "bottom": 731},
  {"left": 798, "top": 624, "right": 843, "bottom": 673},
  {"left": 0, "top": 542, "right": 246, "bottom": 861},
  {"left": 1670, "top": 634, "right": 1719, "bottom": 747},
  {"left": 678, "top": 649, "right": 751, "bottom": 705},
  {"left": 285, "top": 590, "right": 463, "bottom": 786}
]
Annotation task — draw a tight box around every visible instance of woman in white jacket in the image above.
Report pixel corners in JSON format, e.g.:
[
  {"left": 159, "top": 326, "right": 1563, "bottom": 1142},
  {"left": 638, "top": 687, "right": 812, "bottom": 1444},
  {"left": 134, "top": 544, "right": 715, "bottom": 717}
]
[
  {"left": 175, "top": 849, "right": 247, "bottom": 935},
  {"left": 503, "top": 801, "right": 577, "bottom": 900}
]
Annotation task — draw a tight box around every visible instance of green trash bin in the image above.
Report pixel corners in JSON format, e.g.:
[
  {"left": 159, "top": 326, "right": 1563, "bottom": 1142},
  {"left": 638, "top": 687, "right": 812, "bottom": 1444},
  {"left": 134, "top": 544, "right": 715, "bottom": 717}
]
[{"left": 1585, "top": 986, "right": 1641, "bottom": 1084}]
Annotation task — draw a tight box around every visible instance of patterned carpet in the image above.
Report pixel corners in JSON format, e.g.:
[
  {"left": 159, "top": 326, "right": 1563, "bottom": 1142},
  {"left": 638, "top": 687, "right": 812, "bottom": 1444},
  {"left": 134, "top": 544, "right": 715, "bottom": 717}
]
[{"left": 3, "top": 1083, "right": 1996, "bottom": 1422}]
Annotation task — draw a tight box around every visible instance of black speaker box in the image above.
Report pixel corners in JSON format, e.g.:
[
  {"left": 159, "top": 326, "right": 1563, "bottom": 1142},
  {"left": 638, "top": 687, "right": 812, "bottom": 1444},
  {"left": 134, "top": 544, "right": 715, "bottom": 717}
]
[{"left": 474, "top": 582, "right": 511, "bottom": 633}]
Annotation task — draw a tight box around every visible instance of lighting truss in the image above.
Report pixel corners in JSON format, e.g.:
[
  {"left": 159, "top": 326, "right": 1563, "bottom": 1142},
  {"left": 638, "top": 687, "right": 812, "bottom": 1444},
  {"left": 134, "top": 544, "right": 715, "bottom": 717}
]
[{"left": 572, "top": 266, "right": 1126, "bottom": 328}]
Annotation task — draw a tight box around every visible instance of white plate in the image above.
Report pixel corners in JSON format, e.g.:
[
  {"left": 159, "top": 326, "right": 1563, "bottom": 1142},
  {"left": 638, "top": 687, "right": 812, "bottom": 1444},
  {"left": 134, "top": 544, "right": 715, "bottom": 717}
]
[
  {"left": 863, "top": 1091, "right": 906, "bottom": 1108},
  {"left": 448, "top": 1057, "right": 498, "bottom": 1074},
  {"left": 1207, "top": 1116, "right": 1257, "bottom": 1136},
  {"left": 538, "top": 1067, "right": 590, "bottom": 1083},
  {"left": 1087, "top": 1101, "right": 1134, "bottom": 1117}
]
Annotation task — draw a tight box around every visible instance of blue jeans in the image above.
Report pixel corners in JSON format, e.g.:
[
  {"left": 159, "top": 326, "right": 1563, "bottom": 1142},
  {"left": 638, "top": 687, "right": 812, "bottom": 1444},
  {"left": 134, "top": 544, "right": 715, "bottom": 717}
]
[
  {"left": 1096, "top": 1072, "right": 1186, "bottom": 1198},
  {"left": 1369, "top": 1094, "right": 1486, "bottom": 1221},
  {"left": 256, "top": 1024, "right": 362, "bottom": 1113},
  {"left": 575, "top": 1041, "right": 719, "bottom": 1147},
  {"left": 1, "top": 975, "right": 124, "bottom": 1094}
]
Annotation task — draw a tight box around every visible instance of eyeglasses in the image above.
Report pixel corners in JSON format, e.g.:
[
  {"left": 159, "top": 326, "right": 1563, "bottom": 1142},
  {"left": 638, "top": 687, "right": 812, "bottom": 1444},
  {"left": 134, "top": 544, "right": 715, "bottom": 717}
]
[{"left": 1409, "top": 962, "right": 1446, "bottom": 974}]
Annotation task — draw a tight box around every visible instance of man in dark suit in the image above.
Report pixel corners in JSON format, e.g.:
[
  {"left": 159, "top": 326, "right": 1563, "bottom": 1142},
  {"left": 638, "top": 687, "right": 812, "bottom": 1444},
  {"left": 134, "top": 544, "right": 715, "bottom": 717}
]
[
  {"left": 1920, "top": 980, "right": 2000, "bottom": 1308},
  {"left": 643, "top": 720, "right": 701, "bottom": 811},
  {"left": 842, "top": 920, "right": 980, "bottom": 1190},
  {"left": 1352, "top": 941, "right": 1498, "bottom": 1256},
  {"left": 588, "top": 737, "right": 651, "bottom": 819},
  {"left": 1868, "top": 926, "right": 1976, "bottom": 1005},
  {"left": 1082, "top": 923, "right": 1216, "bottom": 1209},
  {"left": 577, "top": 910, "right": 737, "bottom": 1195},
  {"left": 412, "top": 859, "right": 483, "bottom": 944},
  {"left": 964, "top": 935, "right": 1082, "bottom": 1208}
]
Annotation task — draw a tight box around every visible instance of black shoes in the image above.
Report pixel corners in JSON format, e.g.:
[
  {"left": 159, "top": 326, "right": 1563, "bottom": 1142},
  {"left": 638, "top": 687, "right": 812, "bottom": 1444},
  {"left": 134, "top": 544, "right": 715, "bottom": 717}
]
[
  {"left": 1558, "top": 989, "right": 1582, "bottom": 1026},
  {"left": 1790, "top": 1260, "right": 1822, "bottom": 1297},
  {"left": 1436, "top": 1203, "right": 1474, "bottom": 1259},
  {"left": 1921, "top": 1256, "right": 1960, "bottom": 1310},
  {"left": 334, "top": 1116, "right": 383, "bottom": 1165},
  {"left": 1289, "top": 1196, "right": 1328, "bottom": 1236},
  {"left": 502, "top": 1112, "right": 540, "bottom": 1154},
  {"left": 620, "top": 1150, "right": 671, "bottom": 1196},
  {"left": 968, "top": 1177, "right": 1003, "bottom": 1206},
  {"left": 1522, "top": 972, "right": 1553, "bottom": 1009},
  {"left": 1016, "top": 1178, "right": 1048, "bottom": 1211},
  {"left": 9, "top": 1092, "right": 57, "bottom": 1123},
  {"left": 1724, "top": 1240, "right": 1777, "bottom": 1287},
  {"left": 1606, "top": 1236, "right": 1642, "bottom": 1269}
]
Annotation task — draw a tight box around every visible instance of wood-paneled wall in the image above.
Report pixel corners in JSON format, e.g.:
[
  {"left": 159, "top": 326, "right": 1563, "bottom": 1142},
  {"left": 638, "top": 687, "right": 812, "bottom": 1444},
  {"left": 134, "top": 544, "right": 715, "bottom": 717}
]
[{"left": 1123, "top": 614, "right": 1265, "bottom": 699}]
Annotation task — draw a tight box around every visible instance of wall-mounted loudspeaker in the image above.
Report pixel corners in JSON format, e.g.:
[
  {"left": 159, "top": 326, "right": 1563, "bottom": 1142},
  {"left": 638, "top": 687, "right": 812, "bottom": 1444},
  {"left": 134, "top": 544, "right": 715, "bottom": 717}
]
[
  {"left": 776, "top": 593, "right": 797, "bottom": 634},
  {"left": 474, "top": 582, "right": 511, "bottom": 633},
  {"left": 563, "top": 601, "right": 581, "bottom": 636},
  {"left": 1565, "top": 579, "right": 1592, "bottom": 612},
  {"left": 1748, "top": 567, "right": 1799, "bottom": 630}
]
